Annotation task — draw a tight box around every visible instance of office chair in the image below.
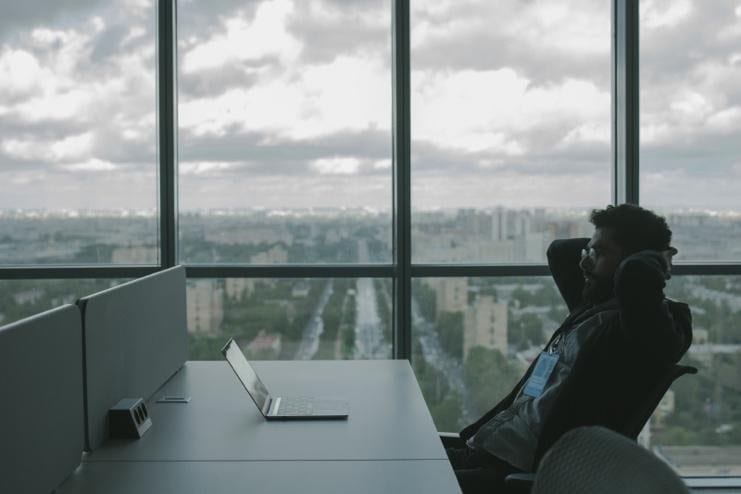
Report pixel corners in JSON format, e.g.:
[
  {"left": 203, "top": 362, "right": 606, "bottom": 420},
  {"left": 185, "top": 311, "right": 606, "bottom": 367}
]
[
  {"left": 440, "top": 363, "right": 697, "bottom": 494},
  {"left": 530, "top": 426, "right": 689, "bottom": 494},
  {"left": 503, "top": 363, "right": 697, "bottom": 493}
]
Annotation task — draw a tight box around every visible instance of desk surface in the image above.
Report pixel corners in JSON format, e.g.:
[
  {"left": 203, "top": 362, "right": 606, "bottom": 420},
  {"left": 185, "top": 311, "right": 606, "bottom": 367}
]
[
  {"left": 58, "top": 460, "right": 459, "bottom": 494},
  {"left": 84, "top": 360, "right": 448, "bottom": 462}
]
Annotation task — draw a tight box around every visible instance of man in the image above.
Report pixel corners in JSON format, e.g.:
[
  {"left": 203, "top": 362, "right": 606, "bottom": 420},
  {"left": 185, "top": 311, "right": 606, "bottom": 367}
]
[{"left": 446, "top": 204, "right": 693, "bottom": 493}]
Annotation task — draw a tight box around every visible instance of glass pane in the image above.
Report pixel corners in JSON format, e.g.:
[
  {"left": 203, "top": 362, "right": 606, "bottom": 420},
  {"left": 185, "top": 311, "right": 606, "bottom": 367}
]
[
  {"left": 178, "top": 0, "right": 393, "bottom": 264},
  {"left": 187, "top": 278, "right": 392, "bottom": 360},
  {"left": 640, "top": 0, "right": 741, "bottom": 261},
  {"left": 0, "top": 279, "right": 125, "bottom": 326},
  {"left": 412, "top": 276, "right": 567, "bottom": 431},
  {"left": 0, "top": 1, "right": 159, "bottom": 265},
  {"left": 410, "top": 0, "right": 611, "bottom": 263},
  {"left": 650, "top": 275, "right": 741, "bottom": 476},
  {"left": 414, "top": 274, "right": 741, "bottom": 476}
]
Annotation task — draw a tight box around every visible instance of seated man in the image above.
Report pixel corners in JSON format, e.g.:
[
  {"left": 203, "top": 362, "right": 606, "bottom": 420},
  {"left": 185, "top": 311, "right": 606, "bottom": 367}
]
[{"left": 446, "top": 204, "right": 693, "bottom": 493}]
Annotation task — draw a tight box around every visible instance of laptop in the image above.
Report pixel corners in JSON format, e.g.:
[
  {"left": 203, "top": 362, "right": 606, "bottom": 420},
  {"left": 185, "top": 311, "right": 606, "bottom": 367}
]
[{"left": 221, "top": 338, "right": 349, "bottom": 420}]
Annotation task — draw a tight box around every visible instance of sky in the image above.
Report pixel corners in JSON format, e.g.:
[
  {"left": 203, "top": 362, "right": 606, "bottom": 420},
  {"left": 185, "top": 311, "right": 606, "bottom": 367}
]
[{"left": 0, "top": 0, "right": 739, "bottom": 212}]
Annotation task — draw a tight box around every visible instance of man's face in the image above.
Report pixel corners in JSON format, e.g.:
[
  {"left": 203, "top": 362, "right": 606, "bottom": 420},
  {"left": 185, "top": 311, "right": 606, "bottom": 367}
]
[{"left": 579, "top": 227, "right": 625, "bottom": 305}]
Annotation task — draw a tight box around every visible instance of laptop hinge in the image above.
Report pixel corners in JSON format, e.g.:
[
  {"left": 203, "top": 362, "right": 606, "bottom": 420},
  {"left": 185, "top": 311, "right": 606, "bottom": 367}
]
[{"left": 262, "top": 396, "right": 275, "bottom": 416}]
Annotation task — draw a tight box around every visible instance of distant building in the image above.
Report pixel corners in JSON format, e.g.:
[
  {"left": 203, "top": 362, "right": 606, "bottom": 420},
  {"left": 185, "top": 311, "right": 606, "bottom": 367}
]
[
  {"left": 694, "top": 328, "right": 709, "bottom": 344},
  {"left": 205, "top": 227, "right": 293, "bottom": 246},
  {"left": 250, "top": 244, "right": 288, "bottom": 264},
  {"left": 514, "top": 231, "right": 552, "bottom": 262},
  {"left": 292, "top": 281, "right": 310, "bottom": 298},
  {"left": 111, "top": 245, "right": 157, "bottom": 264},
  {"left": 430, "top": 278, "right": 468, "bottom": 315},
  {"left": 657, "top": 446, "right": 741, "bottom": 476},
  {"left": 225, "top": 278, "right": 255, "bottom": 301},
  {"left": 247, "top": 330, "right": 282, "bottom": 355},
  {"left": 13, "top": 288, "right": 44, "bottom": 305},
  {"left": 187, "top": 280, "right": 224, "bottom": 333},
  {"left": 654, "top": 389, "right": 676, "bottom": 424},
  {"left": 463, "top": 295, "right": 508, "bottom": 359}
]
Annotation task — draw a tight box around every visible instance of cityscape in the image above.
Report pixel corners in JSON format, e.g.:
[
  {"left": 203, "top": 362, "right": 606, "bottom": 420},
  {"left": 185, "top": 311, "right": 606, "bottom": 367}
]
[{"left": 1, "top": 206, "right": 741, "bottom": 475}]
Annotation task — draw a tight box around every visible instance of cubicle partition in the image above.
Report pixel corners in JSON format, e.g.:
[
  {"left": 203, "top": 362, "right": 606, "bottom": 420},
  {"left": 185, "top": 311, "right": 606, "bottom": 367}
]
[
  {"left": 78, "top": 265, "right": 187, "bottom": 451},
  {"left": 0, "top": 305, "right": 84, "bottom": 494}
]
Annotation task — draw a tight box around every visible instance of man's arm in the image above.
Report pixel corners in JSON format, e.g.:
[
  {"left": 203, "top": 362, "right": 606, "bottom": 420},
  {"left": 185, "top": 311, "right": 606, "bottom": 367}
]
[
  {"left": 547, "top": 238, "right": 589, "bottom": 312},
  {"left": 614, "top": 251, "right": 692, "bottom": 362}
]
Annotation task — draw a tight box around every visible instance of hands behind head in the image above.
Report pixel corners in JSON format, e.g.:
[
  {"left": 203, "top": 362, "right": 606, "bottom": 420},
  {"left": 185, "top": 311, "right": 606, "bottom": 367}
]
[{"left": 660, "top": 246, "right": 678, "bottom": 279}]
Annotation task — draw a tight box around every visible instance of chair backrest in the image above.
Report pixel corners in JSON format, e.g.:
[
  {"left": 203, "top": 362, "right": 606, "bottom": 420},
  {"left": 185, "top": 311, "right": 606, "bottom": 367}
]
[
  {"left": 620, "top": 364, "right": 697, "bottom": 439},
  {"left": 532, "top": 426, "right": 689, "bottom": 494},
  {"left": 532, "top": 362, "right": 697, "bottom": 467},
  {"left": 78, "top": 265, "right": 188, "bottom": 451},
  {"left": 0, "top": 305, "right": 84, "bottom": 494}
]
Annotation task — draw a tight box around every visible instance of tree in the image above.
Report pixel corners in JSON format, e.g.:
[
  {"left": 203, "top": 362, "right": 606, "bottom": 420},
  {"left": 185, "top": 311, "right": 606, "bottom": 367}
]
[
  {"left": 464, "top": 347, "right": 523, "bottom": 417},
  {"left": 437, "top": 311, "right": 464, "bottom": 359},
  {"left": 509, "top": 313, "right": 546, "bottom": 350}
]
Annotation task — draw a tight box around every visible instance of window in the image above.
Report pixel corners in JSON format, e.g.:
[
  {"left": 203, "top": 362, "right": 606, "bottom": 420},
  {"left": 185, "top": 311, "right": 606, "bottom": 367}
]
[
  {"left": 412, "top": 276, "right": 566, "bottom": 430},
  {"left": 0, "top": 279, "right": 126, "bottom": 325},
  {"left": 410, "top": 0, "right": 611, "bottom": 263},
  {"left": 177, "top": 0, "right": 393, "bottom": 264},
  {"left": 0, "top": 1, "right": 159, "bottom": 265},
  {"left": 654, "top": 275, "right": 741, "bottom": 475},
  {"left": 1, "top": 1, "right": 740, "bottom": 482},
  {"left": 639, "top": 2, "right": 741, "bottom": 474},
  {"left": 187, "top": 277, "right": 392, "bottom": 361},
  {"left": 640, "top": 0, "right": 741, "bottom": 261}
]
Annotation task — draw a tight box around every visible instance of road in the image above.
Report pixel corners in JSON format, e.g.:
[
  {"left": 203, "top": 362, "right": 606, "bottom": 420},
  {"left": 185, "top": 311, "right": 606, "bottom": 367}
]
[
  {"left": 293, "top": 280, "right": 334, "bottom": 360},
  {"left": 353, "top": 240, "right": 390, "bottom": 358},
  {"left": 412, "top": 297, "right": 474, "bottom": 422}
]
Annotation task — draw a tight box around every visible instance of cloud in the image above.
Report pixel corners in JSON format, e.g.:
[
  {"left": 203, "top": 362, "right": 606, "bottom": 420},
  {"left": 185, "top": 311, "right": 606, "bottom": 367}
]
[
  {"left": 285, "top": 0, "right": 389, "bottom": 64},
  {"left": 0, "top": 49, "right": 44, "bottom": 96},
  {"left": 179, "top": 53, "right": 391, "bottom": 140},
  {"left": 61, "top": 158, "right": 117, "bottom": 172},
  {"left": 179, "top": 160, "right": 246, "bottom": 176},
  {"left": 0, "top": 0, "right": 105, "bottom": 36},
  {"left": 412, "top": 68, "right": 610, "bottom": 158},
  {"left": 311, "top": 157, "right": 361, "bottom": 175},
  {"left": 410, "top": 0, "right": 610, "bottom": 86},
  {"left": 181, "top": 0, "right": 301, "bottom": 73},
  {"left": 2, "top": 132, "right": 93, "bottom": 163},
  {"left": 1, "top": 0, "right": 739, "bottom": 212},
  {"left": 640, "top": 0, "right": 693, "bottom": 29}
]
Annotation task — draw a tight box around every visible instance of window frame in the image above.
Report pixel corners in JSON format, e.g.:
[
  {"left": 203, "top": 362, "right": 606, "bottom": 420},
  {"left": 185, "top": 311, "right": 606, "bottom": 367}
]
[
  {"left": 1, "top": 2, "right": 740, "bottom": 483},
  {"left": 1, "top": 0, "right": 740, "bottom": 343}
]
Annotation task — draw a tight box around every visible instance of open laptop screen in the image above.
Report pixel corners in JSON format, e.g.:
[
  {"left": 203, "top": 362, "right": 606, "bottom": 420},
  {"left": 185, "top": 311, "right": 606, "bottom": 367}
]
[{"left": 222, "top": 339, "right": 270, "bottom": 412}]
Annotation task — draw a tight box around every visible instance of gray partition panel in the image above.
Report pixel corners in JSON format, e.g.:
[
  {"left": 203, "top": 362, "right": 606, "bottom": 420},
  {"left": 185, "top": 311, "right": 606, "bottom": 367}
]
[
  {"left": 56, "top": 460, "right": 460, "bottom": 494},
  {"left": 85, "top": 361, "right": 448, "bottom": 462},
  {"left": 0, "top": 305, "right": 83, "bottom": 494},
  {"left": 79, "top": 265, "right": 187, "bottom": 451}
]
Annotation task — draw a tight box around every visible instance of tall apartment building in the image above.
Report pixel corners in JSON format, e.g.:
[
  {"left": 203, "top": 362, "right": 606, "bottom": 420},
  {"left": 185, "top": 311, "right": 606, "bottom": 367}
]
[
  {"left": 187, "top": 279, "right": 225, "bottom": 333},
  {"left": 463, "top": 295, "right": 508, "bottom": 359}
]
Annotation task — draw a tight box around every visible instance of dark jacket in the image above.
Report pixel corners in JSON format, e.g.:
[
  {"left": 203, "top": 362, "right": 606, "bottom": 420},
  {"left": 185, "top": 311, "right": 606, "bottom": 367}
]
[{"left": 459, "top": 238, "right": 693, "bottom": 467}]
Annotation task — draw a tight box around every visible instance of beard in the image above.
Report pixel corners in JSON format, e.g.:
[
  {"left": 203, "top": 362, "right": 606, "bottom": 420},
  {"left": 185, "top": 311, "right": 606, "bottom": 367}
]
[{"left": 581, "top": 274, "right": 615, "bottom": 306}]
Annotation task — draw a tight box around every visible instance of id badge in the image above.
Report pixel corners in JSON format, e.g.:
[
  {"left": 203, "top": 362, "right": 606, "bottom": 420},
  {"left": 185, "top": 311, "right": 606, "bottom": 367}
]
[{"left": 522, "top": 352, "right": 559, "bottom": 398}]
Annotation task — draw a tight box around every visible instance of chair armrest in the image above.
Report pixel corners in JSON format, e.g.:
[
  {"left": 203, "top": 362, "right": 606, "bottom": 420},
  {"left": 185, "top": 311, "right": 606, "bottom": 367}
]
[
  {"left": 439, "top": 431, "right": 465, "bottom": 449},
  {"left": 504, "top": 472, "right": 535, "bottom": 494}
]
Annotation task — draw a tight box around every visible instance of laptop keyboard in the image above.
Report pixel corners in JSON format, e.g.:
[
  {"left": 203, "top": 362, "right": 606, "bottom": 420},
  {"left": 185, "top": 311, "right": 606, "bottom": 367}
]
[
  {"left": 278, "top": 397, "right": 314, "bottom": 416},
  {"left": 276, "top": 397, "right": 347, "bottom": 416}
]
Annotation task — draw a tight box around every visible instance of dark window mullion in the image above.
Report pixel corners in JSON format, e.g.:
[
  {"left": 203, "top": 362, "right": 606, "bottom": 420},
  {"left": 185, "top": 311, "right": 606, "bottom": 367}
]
[
  {"left": 613, "top": 0, "right": 640, "bottom": 205},
  {"left": 158, "top": 0, "right": 178, "bottom": 268},
  {"left": 392, "top": 0, "right": 412, "bottom": 360},
  {"left": 0, "top": 267, "right": 160, "bottom": 280}
]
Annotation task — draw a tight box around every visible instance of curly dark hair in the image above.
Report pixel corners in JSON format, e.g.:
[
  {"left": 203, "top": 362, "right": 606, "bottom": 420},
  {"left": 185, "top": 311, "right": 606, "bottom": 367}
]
[{"left": 590, "top": 204, "right": 672, "bottom": 255}]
